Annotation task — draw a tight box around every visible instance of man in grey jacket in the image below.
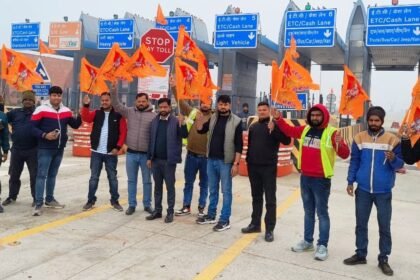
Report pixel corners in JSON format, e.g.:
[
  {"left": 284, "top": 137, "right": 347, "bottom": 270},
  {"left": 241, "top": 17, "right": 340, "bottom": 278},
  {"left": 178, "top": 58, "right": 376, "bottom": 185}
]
[{"left": 111, "top": 86, "right": 155, "bottom": 215}]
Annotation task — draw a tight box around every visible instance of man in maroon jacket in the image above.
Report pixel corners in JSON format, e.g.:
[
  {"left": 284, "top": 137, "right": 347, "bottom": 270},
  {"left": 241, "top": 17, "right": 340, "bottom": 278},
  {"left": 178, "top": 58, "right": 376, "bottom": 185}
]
[
  {"left": 274, "top": 104, "right": 349, "bottom": 261},
  {"left": 80, "top": 93, "right": 127, "bottom": 211}
]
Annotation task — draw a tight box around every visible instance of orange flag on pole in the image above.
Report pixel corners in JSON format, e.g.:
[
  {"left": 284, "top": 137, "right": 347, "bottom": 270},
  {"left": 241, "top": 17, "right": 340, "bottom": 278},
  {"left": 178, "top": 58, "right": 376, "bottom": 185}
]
[
  {"left": 39, "top": 40, "right": 56, "bottom": 54},
  {"left": 1, "top": 45, "right": 20, "bottom": 81},
  {"left": 125, "top": 44, "right": 167, "bottom": 78},
  {"left": 80, "top": 58, "right": 109, "bottom": 95},
  {"left": 175, "top": 58, "right": 203, "bottom": 100},
  {"left": 290, "top": 36, "right": 299, "bottom": 59},
  {"left": 100, "top": 43, "right": 131, "bottom": 82},
  {"left": 401, "top": 77, "right": 420, "bottom": 146},
  {"left": 339, "top": 65, "right": 370, "bottom": 119},
  {"left": 197, "top": 58, "right": 218, "bottom": 105},
  {"left": 156, "top": 4, "right": 168, "bottom": 25},
  {"left": 175, "top": 25, "right": 205, "bottom": 63}
]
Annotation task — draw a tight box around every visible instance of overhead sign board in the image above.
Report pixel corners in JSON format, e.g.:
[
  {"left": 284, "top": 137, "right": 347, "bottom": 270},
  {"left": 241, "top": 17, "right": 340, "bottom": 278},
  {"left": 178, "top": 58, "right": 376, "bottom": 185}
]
[
  {"left": 49, "top": 21, "right": 82, "bottom": 50},
  {"left": 214, "top": 13, "right": 258, "bottom": 49},
  {"left": 366, "top": 5, "right": 420, "bottom": 46},
  {"left": 11, "top": 22, "right": 40, "bottom": 50},
  {"left": 98, "top": 19, "right": 134, "bottom": 49},
  {"left": 155, "top": 16, "right": 192, "bottom": 42},
  {"left": 284, "top": 9, "right": 336, "bottom": 47}
]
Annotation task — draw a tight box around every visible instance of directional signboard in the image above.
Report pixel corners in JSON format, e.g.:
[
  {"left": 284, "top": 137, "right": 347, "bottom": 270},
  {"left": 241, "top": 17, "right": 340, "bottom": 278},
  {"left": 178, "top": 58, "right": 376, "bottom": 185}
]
[
  {"left": 214, "top": 13, "right": 258, "bottom": 49},
  {"left": 35, "top": 59, "right": 51, "bottom": 82},
  {"left": 49, "top": 22, "right": 82, "bottom": 50},
  {"left": 366, "top": 5, "right": 420, "bottom": 47},
  {"left": 32, "top": 84, "right": 51, "bottom": 97},
  {"left": 274, "top": 92, "right": 308, "bottom": 110},
  {"left": 11, "top": 23, "right": 40, "bottom": 50},
  {"left": 284, "top": 9, "right": 336, "bottom": 47},
  {"left": 98, "top": 19, "right": 134, "bottom": 49},
  {"left": 155, "top": 16, "right": 192, "bottom": 42}
]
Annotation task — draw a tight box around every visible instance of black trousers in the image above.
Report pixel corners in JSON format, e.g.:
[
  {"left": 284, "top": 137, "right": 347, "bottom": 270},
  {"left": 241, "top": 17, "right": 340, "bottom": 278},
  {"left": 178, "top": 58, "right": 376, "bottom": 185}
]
[
  {"left": 152, "top": 159, "right": 176, "bottom": 215},
  {"left": 247, "top": 164, "right": 277, "bottom": 232},
  {"left": 8, "top": 147, "right": 38, "bottom": 200}
]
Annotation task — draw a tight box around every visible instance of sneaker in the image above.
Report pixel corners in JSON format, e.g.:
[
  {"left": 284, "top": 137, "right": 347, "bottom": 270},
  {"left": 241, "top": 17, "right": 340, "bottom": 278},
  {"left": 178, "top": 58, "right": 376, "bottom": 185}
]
[
  {"left": 175, "top": 206, "right": 191, "bottom": 216},
  {"left": 83, "top": 201, "right": 95, "bottom": 211},
  {"left": 45, "top": 199, "right": 65, "bottom": 209},
  {"left": 291, "top": 240, "right": 314, "bottom": 252},
  {"left": 213, "top": 221, "right": 231, "bottom": 232},
  {"left": 32, "top": 205, "right": 42, "bottom": 216},
  {"left": 314, "top": 245, "right": 328, "bottom": 261},
  {"left": 378, "top": 260, "right": 394, "bottom": 276},
  {"left": 196, "top": 215, "right": 217, "bottom": 225},
  {"left": 198, "top": 206, "right": 205, "bottom": 217},
  {"left": 111, "top": 201, "right": 123, "bottom": 212},
  {"left": 343, "top": 254, "right": 367, "bottom": 265},
  {"left": 0, "top": 204, "right": 3, "bottom": 213},
  {"left": 2, "top": 197, "right": 16, "bottom": 206}
]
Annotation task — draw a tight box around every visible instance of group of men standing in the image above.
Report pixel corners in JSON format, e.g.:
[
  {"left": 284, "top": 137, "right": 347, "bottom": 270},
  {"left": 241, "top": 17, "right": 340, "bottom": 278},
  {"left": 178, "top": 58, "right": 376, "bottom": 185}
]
[{"left": 0, "top": 82, "right": 417, "bottom": 277}]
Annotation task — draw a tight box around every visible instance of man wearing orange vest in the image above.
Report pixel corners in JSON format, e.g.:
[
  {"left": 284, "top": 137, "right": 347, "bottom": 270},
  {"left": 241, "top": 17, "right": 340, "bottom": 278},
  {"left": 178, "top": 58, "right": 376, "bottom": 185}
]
[{"left": 274, "top": 104, "right": 349, "bottom": 261}]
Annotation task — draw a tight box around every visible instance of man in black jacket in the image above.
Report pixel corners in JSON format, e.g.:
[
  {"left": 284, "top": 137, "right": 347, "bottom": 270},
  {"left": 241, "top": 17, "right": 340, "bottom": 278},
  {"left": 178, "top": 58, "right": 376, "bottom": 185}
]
[
  {"left": 241, "top": 102, "right": 291, "bottom": 241},
  {"left": 80, "top": 93, "right": 127, "bottom": 212},
  {"left": 401, "top": 121, "right": 420, "bottom": 164},
  {"left": 2, "top": 90, "right": 37, "bottom": 208}
]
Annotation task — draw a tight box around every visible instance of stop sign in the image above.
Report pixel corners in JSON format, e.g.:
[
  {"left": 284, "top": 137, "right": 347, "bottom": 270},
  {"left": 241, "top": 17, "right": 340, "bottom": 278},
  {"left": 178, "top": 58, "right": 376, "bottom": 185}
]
[{"left": 141, "top": 28, "right": 174, "bottom": 63}]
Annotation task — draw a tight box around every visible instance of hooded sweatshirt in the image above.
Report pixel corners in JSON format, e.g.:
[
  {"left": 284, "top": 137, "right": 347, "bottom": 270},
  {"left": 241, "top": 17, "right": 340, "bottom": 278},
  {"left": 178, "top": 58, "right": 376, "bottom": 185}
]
[{"left": 276, "top": 104, "right": 349, "bottom": 178}]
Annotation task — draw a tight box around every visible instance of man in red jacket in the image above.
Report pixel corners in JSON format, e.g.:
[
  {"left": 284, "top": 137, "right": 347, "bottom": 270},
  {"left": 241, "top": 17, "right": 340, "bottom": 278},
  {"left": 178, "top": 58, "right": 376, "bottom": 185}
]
[
  {"left": 80, "top": 93, "right": 127, "bottom": 212},
  {"left": 274, "top": 104, "right": 349, "bottom": 261}
]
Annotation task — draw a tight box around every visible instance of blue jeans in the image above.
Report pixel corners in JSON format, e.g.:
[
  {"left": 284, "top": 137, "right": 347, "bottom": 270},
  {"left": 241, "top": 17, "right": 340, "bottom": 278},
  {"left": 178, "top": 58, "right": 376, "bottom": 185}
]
[
  {"left": 300, "top": 175, "right": 331, "bottom": 247},
  {"left": 88, "top": 152, "right": 119, "bottom": 203},
  {"left": 355, "top": 188, "right": 392, "bottom": 262},
  {"left": 182, "top": 153, "right": 208, "bottom": 208},
  {"left": 126, "top": 152, "right": 152, "bottom": 208},
  {"left": 207, "top": 159, "right": 232, "bottom": 223},
  {"left": 35, "top": 148, "right": 64, "bottom": 206}
]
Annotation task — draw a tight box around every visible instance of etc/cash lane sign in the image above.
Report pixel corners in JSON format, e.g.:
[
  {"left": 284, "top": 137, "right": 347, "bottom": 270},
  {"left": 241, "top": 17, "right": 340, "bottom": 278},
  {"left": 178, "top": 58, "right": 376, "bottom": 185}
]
[{"left": 98, "top": 19, "right": 134, "bottom": 49}]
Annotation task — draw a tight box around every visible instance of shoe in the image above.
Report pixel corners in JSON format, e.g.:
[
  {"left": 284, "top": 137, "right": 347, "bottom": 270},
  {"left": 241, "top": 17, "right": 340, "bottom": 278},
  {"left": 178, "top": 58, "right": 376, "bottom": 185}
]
[
  {"left": 146, "top": 211, "right": 162, "bottom": 220},
  {"left": 126, "top": 206, "right": 136, "bottom": 215},
  {"left": 111, "top": 201, "right": 123, "bottom": 212},
  {"left": 241, "top": 224, "right": 261, "bottom": 234},
  {"left": 196, "top": 215, "right": 217, "bottom": 225},
  {"left": 175, "top": 206, "right": 191, "bottom": 216},
  {"left": 144, "top": 206, "right": 154, "bottom": 214},
  {"left": 2, "top": 197, "right": 16, "bottom": 206},
  {"left": 31, "top": 200, "right": 36, "bottom": 207},
  {"left": 291, "top": 240, "right": 314, "bottom": 252},
  {"left": 198, "top": 206, "right": 205, "bottom": 217},
  {"left": 32, "top": 205, "right": 42, "bottom": 216},
  {"left": 0, "top": 204, "right": 3, "bottom": 213},
  {"left": 45, "top": 199, "right": 65, "bottom": 209},
  {"left": 378, "top": 260, "right": 394, "bottom": 276},
  {"left": 265, "top": 231, "right": 274, "bottom": 242},
  {"left": 314, "top": 245, "right": 328, "bottom": 261},
  {"left": 343, "top": 254, "right": 367, "bottom": 265},
  {"left": 83, "top": 201, "right": 95, "bottom": 211},
  {"left": 213, "top": 221, "right": 231, "bottom": 232},
  {"left": 165, "top": 214, "right": 174, "bottom": 223}
]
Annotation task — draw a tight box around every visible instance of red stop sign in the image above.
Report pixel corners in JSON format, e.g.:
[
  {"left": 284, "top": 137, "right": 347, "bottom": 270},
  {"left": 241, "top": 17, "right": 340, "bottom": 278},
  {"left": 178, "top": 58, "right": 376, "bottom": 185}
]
[{"left": 141, "top": 28, "right": 174, "bottom": 63}]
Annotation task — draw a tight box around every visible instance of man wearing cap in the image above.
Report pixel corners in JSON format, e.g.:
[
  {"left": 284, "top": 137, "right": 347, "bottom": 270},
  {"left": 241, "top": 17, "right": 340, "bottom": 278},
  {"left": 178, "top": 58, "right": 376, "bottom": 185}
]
[
  {"left": 31, "top": 86, "right": 81, "bottom": 216},
  {"left": 0, "top": 97, "right": 9, "bottom": 213},
  {"left": 2, "top": 90, "right": 38, "bottom": 208},
  {"left": 344, "top": 106, "right": 404, "bottom": 276}
]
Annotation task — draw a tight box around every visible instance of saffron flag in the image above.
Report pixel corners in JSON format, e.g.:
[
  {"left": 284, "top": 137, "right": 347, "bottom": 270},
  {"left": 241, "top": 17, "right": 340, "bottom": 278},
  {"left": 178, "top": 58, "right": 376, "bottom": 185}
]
[
  {"left": 401, "top": 78, "right": 420, "bottom": 146},
  {"left": 100, "top": 43, "right": 131, "bottom": 82},
  {"left": 175, "top": 58, "right": 203, "bottom": 100},
  {"left": 156, "top": 4, "right": 168, "bottom": 25},
  {"left": 175, "top": 25, "right": 205, "bottom": 63},
  {"left": 39, "top": 40, "right": 56, "bottom": 54},
  {"left": 80, "top": 58, "right": 109, "bottom": 95},
  {"left": 338, "top": 65, "right": 370, "bottom": 119},
  {"left": 197, "top": 58, "right": 218, "bottom": 104},
  {"left": 1, "top": 45, "right": 21, "bottom": 80},
  {"left": 290, "top": 36, "right": 299, "bottom": 59},
  {"left": 125, "top": 44, "right": 167, "bottom": 78}
]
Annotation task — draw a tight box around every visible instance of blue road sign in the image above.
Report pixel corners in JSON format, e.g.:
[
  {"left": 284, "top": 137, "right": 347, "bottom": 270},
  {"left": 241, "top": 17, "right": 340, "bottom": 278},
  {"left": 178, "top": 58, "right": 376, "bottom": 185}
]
[
  {"left": 214, "top": 13, "right": 258, "bottom": 49},
  {"left": 366, "top": 5, "right": 420, "bottom": 47},
  {"left": 32, "top": 84, "right": 51, "bottom": 97},
  {"left": 11, "top": 23, "right": 40, "bottom": 50},
  {"left": 284, "top": 9, "right": 336, "bottom": 47},
  {"left": 274, "top": 92, "right": 308, "bottom": 111},
  {"left": 98, "top": 19, "right": 134, "bottom": 49},
  {"left": 35, "top": 59, "right": 50, "bottom": 82},
  {"left": 156, "top": 16, "right": 192, "bottom": 42}
]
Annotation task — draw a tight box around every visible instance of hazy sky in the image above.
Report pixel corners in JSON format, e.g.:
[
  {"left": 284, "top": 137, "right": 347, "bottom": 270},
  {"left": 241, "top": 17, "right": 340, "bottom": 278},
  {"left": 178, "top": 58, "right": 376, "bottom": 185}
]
[{"left": 1, "top": 0, "right": 418, "bottom": 120}]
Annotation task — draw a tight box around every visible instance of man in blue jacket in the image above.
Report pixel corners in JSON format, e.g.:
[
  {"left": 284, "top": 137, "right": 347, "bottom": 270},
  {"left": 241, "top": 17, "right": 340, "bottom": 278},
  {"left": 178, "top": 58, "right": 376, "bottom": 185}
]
[
  {"left": 146, "top": 98, "right": 188, "bottom": 223},
  {"left": 2, "top": 90, "right": 37, "bottom": 208},
  {"left": 31, "top": 86, "right": 81, "bottom": 216},
  {"left": 344, "top": 106, "right": 404, "bottom": 276},
  {"left": 0, "top": 103, "right": 10, "bottom": 213}
]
